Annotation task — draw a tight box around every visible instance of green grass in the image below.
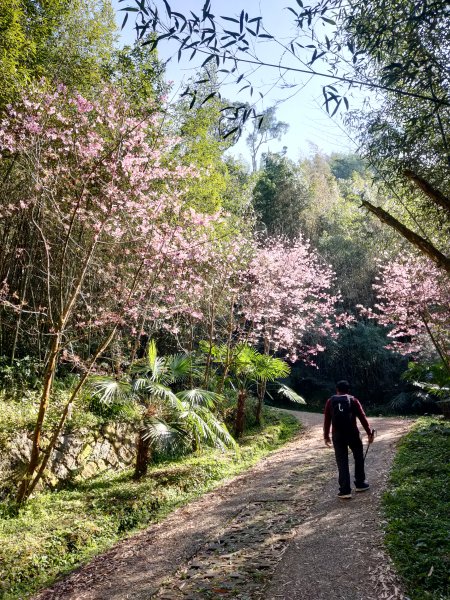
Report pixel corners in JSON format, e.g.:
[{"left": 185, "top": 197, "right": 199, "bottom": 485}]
[
  {"left": 383, "top": 417, "right": 450, "bottom": 600},
  {"left": 0, "top": 409, "right": 300, "bottom": 600}
]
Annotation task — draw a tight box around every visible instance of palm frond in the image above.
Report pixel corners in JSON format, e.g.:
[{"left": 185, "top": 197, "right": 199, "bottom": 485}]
[
  {"left": 141, "top": 417, "right": 185, "bottom": 452},
  {"left": 176, "top": 388, "right": 223, "bottom": 409},
  {"left": 147, "top": 339, "right": 158, "bottom": 370},
  {"left": 130, "top": 360, "right": 151, "bottom": 379},
  {"left": 150, "top": 356, "right": 168, "bottom": 382},
  {"left": 180, "top": 405, "right": 237, "bottom": 450},
  {"left": 200, "top": 341, "right": 229, "bottom": 363},
  {"left": 166, "top": 353, "right": 194, "bottom": 383},
  {"left": 89, "top": 376, "right": 132, "bottom": 405},
  {"left": 146, "top": 382, "right": 184, "bottom": 410},
  {"left": 231, "top": 344, "right": 259, "bottom": 377},
  {"left": 409, "top": 380, "right": 450, "bottom": 399},
  {"left": 277, "top": 383, "right": 306, "bottom": 404},
  {"left": 389, "top": 390, "right": 431, "bottom": 411},
  {"left": 138, "top": 339, "right": 169, "bottom": 382},
  {"left": 132, "top": 377, "right": 150, "bottom": 391},
  {"left": 252, "top": 354, "right": 290, "bottom": 381},
  {"left": 199, "top": 410, "right": 237, "bottom": 450}
]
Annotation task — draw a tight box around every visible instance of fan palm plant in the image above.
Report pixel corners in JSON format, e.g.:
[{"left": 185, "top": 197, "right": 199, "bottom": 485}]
[
  {"left": 89, "top": 341, "right": 236, "bottom": 479},
  {"left": 204, "top": 343, "right": 305, "bottom": 437},
  {"left": 251, "top": 351, "right": 305, "bottom": 425}
]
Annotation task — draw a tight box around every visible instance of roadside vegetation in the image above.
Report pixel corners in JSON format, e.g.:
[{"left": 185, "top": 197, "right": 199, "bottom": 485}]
[
  {"left": 0, "top": 1, "right": 449, "bottom": 599},
  {"left": 0, "top": 409, "right": 299, "bottom": 600},
  {"left": 383, "top": 417, "right": 450, "bottom": 600}
]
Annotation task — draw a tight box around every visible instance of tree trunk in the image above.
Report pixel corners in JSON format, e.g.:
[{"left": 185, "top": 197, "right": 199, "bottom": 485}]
[
  {"left": 16, "top": 333, "right": 60, "bottom": 504},
  {"left": 255, "top": 381, "right": 266, "bottom": 426},
  {"left": 234, "top": 389, "right": 247, "bottom": 438},
  {"left": 361, "top": 199, "right": 450, "bottom": 273},
  {"left": 17, "top": 326, "right": 118, "bottom": 503},
  {"left": 255, "top": 338, "right": 270, "bottom": 425},
  {"left": 420, "top": 313, "right": 450, "bottom": 373},
  {"left": 403, "top": 169, "right": 450, "bottom": 214},
  {"left": 255, "top": 396, "right": 263, "bottom": 426},
  {"left": 203, "top": 304, "right": 216, "bottom": 389},
  {"left": 134, "top": 431, "right": 151, "bottom": 480}
]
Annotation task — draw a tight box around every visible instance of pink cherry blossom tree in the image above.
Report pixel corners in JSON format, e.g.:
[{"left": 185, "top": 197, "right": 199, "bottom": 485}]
[
  {"left": 239, "top": 236, "right": 349, "bottom": 361},
  {"left": 235, "top": 236, "right": 349, "bottom": 422},
  {"left": 359, "top": 255, "right": 450, "bottom": 370},
  {"left": 0, "top": 83, "right": 229, "bottom": 501}
]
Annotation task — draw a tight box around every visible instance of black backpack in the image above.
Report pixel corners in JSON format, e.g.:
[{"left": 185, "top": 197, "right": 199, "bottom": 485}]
[{"left": 330, "top": 395, "right": 354, "bottom": 431}]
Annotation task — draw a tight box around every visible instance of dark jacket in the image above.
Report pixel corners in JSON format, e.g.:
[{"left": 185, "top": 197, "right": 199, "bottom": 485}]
[{"left": 323, "top": 394, "right": 371, "bottom": 441}]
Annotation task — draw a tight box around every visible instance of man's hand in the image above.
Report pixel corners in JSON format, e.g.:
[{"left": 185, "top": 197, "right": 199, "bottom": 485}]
[
  {"left": 368, "top": 430, "right": 375, "bottom": 444},
  {"left": 324, "top": 438, "right": 332, "bottom": 447}
]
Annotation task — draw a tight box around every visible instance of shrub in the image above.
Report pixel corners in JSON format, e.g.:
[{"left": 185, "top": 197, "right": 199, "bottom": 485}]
[{"left": 383, "top": 417, "right": 450, "bottom": 599}]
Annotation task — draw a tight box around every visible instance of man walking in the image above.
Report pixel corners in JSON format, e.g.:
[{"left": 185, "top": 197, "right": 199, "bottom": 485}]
[{"left": 323, "top": 380, "right": 374, "bottom": 499}]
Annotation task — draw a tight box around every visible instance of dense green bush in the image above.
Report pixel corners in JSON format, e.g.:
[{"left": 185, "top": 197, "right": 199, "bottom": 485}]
[
  {"left": 285, "top": 322, "right": 408, "bottom": 412},
  {"left": 87, "top": 394, "right": 142, "bottom": 423},
  {"left": 0, "top": 357, "right": 43, "bottom": 397},
  {"left": 383, "top": 417, "right": 450, "bottom": 599},
  {"left": 387, "top": 362, "right": 449, "bottom": 416}
]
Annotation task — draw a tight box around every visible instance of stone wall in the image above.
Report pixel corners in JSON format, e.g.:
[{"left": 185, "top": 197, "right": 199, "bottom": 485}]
[{"left": 3, "top": 422, "right": 138, "bottom": 492}]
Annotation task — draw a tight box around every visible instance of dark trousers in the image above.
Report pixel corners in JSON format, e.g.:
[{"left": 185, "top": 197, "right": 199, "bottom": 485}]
[{"left": 332, "top": 430, "right": 366, "bottom": 494}]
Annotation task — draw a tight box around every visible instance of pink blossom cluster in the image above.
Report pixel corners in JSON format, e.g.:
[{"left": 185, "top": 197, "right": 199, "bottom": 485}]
[
  {"left": 238, "top": 237, "right": 350, "bottom": 362},
  {"left": 358, "top": 255, "right": 450, "bottom": 359},
  {"left": 0, "top": 84, "right": 242, "bottom": 356},
  {"left": 0, "top": 84, "right": 353, "bottom": 369}
]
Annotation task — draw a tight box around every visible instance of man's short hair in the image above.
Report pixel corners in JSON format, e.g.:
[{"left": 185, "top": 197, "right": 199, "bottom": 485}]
[{"left": 336, "top": 380, "right": 350, "bottom": 393}]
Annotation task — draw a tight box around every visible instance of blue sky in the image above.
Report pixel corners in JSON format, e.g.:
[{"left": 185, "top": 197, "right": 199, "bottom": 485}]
[{"left": 112, "top": 0, "right": 361, "bottom": 164}]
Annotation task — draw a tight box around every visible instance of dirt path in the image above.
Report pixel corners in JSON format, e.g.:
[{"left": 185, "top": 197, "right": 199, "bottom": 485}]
[{"left": 34, "top": 411, "right": 412, "bottom": 600}]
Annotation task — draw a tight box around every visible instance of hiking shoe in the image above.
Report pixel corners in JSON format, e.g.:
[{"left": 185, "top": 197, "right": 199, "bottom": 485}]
[
  {"left": 355, "top": 482, "right": 370, "bottom": 492},
  {"left": 337, "top": 492, "right": 352, "bottom": 499}
]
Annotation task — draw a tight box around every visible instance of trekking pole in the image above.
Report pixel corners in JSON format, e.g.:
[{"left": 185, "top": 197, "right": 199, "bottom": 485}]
[{"left": 364, "top": 428, "right": 376, "bottom": 461}]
